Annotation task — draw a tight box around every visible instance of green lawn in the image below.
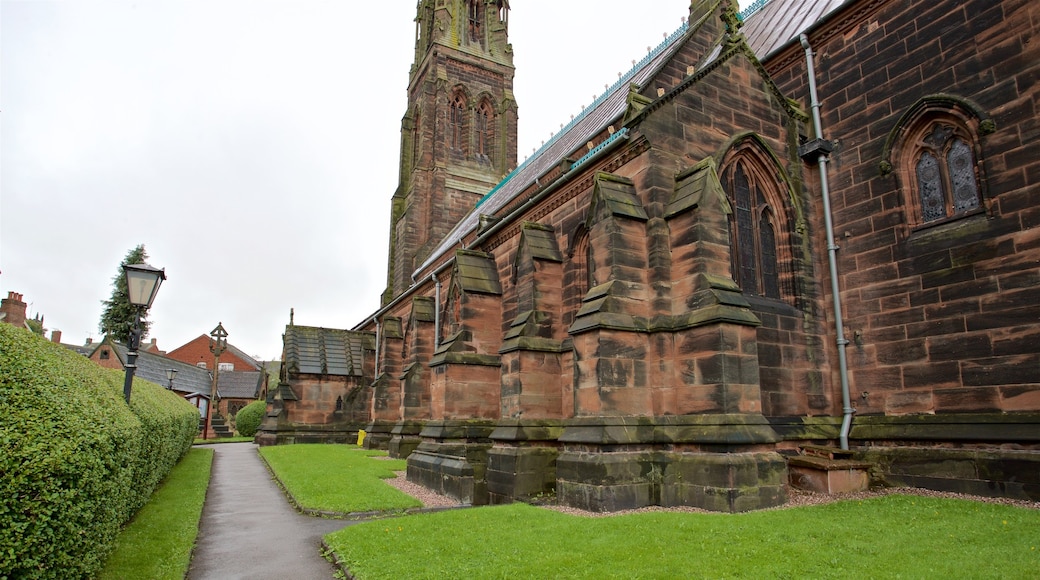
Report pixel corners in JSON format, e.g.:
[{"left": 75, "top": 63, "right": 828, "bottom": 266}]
[
  {"left": 327, "top": 496, "right": 1040, "bottom": 579},
  {"left": 98, "top": 448, "right": 214, "bottom": 580},
  {"left": 259, "top": 444, "right": 421, "bottom": 514}
]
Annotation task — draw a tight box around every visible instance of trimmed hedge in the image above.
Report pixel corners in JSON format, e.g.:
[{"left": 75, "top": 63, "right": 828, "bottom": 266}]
[
  {"left": 0, "top": 324, "right": 199, "bottom": 579},
  {"left": 235, "top": 400, "right": 266, "bottom": 438}
]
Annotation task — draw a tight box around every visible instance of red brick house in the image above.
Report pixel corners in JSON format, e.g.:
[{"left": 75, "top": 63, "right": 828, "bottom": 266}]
[
  {"left": 262, "top": 0, "right": 1040, "bottom": 511},
  {"left": 166, "top": 334, "right": 262, "bottom": 372},
  {"left": 165, "top": 333, "right": 267, "bottom": 423}
]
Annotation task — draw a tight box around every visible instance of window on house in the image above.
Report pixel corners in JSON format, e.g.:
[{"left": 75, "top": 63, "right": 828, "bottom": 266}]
[
  {"left": 449, "top": 93, "right": 466, "bottom": 151},
  {"left": 476, "top": 101, "right": 493, "bottom": 158},
  {"left": 197, "top": 362, "right": 208, "bottom": 369},
  {"left": 100, "top": 349, "right": 110, "bottom": 360},
  {"left": 912, "top": 122, "right": 981, "bottom": 224},
  {"left": 723, "top": 159, "right": 782, "bottom": 300},
  {"left": 218, "top": 362, "right": 234, "bottom": 372}
]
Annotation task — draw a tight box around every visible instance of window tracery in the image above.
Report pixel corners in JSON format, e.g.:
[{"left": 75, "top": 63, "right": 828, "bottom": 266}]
[
  {"left": 449, "top": 93, "right": 466, "bottom": 152},
  {"left": 476, "top": 101, "right": 494, "bottom": 158},
  {"left": 912, "top": 122, "right": 981, "bottom": 224},
  {"left": 721, "top": 144, "right": 790, "bottom": 301}
]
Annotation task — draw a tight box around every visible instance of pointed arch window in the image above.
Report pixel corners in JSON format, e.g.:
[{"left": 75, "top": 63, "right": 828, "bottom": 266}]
[
  {"left": 722, "top": 158, "right": 784, "bottom": 300},
  {"left": 911, "top": 122, "right": 981, "bottom": 224},
  {"left": 564, "top": 225, "right": 592, "bottom": 327},
  {"left": 882, "top": 96, "right": 991, "bottom": 230},
  {"left": 468, "top": 0, "right": 483, "bottom": 43},
  {"left": 449, "top": 93, "right": 466, "bottom": 152},
  {"left": 476, "top": 101, "right": 494, "bottom": 158}
]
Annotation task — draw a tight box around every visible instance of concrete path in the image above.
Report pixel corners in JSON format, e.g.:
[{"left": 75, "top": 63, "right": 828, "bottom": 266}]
[{"left": 187, "top": 443, "right": 352, "bottom": 580}]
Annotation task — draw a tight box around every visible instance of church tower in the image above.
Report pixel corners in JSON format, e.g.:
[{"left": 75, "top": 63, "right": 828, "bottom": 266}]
[{"left": 384, "top": 0, "right": 518, "bottom": 303}]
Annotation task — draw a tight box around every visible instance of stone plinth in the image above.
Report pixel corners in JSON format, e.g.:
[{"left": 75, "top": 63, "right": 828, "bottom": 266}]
[
  {"left": 388, "top": 420, "right": 426, "bottom": 459},
  {"left": 556, "top": 415, "right": 786, "bottom": 512},
  {"left": 362, "top": 419, "right": 396, "bottom": 451},
  {"left": 487, "top": 420, "right": 565, "bottom": 504},
  {"left": 406, "top": 420, "right": 497, "bottom": 505}
]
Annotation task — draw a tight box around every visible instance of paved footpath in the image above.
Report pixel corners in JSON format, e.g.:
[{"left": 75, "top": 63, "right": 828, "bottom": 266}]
[{"left": 187, "top": 442, "right": 352, "bottom": 580}]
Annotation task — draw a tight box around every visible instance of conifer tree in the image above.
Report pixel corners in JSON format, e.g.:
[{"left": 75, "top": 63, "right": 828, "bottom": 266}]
[{"left": 98, "top": 244, "right": 153, "bottom": 344}]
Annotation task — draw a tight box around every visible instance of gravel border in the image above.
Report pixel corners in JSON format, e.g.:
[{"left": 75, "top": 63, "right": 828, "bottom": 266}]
[
  {"left": 383, "top": 472, "right": 465, "bottom": 508},
  {"left": 383, "top": 470, "right": 1040, "bottom": 516}
]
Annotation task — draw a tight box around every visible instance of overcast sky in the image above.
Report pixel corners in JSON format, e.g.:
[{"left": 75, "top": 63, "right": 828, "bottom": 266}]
[{"left": 2, "top": 0, "right": 712, "bottom": 360}]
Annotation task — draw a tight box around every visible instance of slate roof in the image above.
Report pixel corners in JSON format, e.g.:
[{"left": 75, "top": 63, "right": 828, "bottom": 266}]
[
  {"left": 109, "top": 341, "right": 213, "bottom": 395},
  {"left": 742, "top": 0, "right": 849, "bottom": 58},
  {"left": 217, "top": 371, "right": 263, "bottom": 399},
  {"left": 413, "top": 0, "right": 844, "bottom": 277},
  {"left": 283, "top": 325, "right": 373, "bottom": 377}
]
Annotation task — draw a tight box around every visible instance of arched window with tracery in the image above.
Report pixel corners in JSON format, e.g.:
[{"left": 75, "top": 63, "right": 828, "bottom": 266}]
[
  {"left": 721, "top": 143, "right": 791, "bottom": 301},
  {"left": 882, "top": 96, "right": 991, "bottom": 229},
  {"left": 476, "top": 100, "right": 494, "bottom": 159},
  {"left": 909, "top": 121, "right": 982, "bottom": 224},
  {"left": 449, "top": 92, "right": 466, "bottom": 152}
]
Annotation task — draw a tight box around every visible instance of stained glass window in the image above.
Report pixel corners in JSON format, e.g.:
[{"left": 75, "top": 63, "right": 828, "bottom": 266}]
[
  {"left": 949, "top": 139, "right": 980, "bottom": 213},
  {"left": 912, "top": 123, "right": 981, "bottom": 223}
]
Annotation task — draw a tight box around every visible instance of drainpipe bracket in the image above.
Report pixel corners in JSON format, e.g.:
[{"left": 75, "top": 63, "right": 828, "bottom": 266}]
[{"left": 798, "top": 138, "right": 834, "bottom": 163}]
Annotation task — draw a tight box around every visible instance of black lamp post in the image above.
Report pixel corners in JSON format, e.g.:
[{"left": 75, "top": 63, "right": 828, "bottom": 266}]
[
  {"left": 203, "top": 322, "right": 228, "bottom": 439},
  {"left": 166, "top": 368, "right": 177, "bottom": 390},
  {"left": 121, "top": 262, "right": 166, "bottom": 404}
]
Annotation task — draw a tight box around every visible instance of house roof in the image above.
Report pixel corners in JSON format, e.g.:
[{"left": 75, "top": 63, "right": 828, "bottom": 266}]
[
  {"left": 108, "top": 339, "right": 214, "bottom": 395},
  {"left": 414, "top": 0, "right": 845, "bottom": 277},
  {"left": 217, "top": 371, "right": 263, "bottom": 399},
  {"left": 283, "top": 325, "right": 373, "bottom": 377}
]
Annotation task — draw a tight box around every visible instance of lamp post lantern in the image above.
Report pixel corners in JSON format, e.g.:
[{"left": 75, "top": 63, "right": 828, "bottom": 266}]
[
  {"left": 203, "top": 322, "right": 228, "bottom": 439},
  {"left": 165, "top": 368, "right": 177, "bottom": 390},
  {"left": 121, "top": 262, "right": 165, "bottom": 404}
]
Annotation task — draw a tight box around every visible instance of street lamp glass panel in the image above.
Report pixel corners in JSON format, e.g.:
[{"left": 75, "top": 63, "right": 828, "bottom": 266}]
[
  {"left": 124, "top": 263, "right": 166, "bottom": 308},
  {"left": 166, "top": 368, "right": 178, "bottom": 381}
]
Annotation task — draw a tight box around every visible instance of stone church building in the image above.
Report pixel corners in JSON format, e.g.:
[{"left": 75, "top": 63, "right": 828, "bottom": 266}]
[{"left": 260, "top": 0, "right": 1039, "bottom": 511}]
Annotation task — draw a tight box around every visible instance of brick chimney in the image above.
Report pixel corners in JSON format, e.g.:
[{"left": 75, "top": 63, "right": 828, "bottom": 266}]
[
  {"left": 51, "top": 330, "right": 62, "bottom": 343},
  {"left": 1, "top": 292, "right": 27, "bottom": 328}
]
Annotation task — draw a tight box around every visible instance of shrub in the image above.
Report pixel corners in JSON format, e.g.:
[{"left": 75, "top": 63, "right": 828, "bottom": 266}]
[
  {"left": 235, "top": 400, "right": 266, "bottom": 437},
  {"left": 0, "top": 325, "right": 198, "bottom": 579}
]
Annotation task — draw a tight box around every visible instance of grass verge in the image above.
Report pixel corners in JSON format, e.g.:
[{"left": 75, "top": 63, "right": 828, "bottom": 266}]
[
  {"left": 259, "top": 444, "right": 420, "bottom": 514},
  {"left": 327, "top": 495, "right": 1040, "bottom": 579},
  {"left": 98, "top": 448, "right": 214, "bottom": 580}
]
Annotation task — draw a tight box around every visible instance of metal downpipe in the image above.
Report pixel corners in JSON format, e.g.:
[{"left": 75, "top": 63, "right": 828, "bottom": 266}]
[{"left": 801, "top": 33, "right": 854, "bottom": 450}]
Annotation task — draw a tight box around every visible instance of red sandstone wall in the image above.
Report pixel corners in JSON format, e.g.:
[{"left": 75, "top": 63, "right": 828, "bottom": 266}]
[{"left": 768, "top": 0, "right": 1040, "bottom": 414}]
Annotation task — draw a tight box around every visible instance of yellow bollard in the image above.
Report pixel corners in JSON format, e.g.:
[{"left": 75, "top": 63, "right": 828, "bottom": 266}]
[{"left": 357, "top": 429, "right": 366, "bottom": 447}]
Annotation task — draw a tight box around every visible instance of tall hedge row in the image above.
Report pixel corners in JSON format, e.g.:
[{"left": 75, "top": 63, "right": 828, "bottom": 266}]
[{"left": 0, "top": 324, "right": 199, "bottom": 579}]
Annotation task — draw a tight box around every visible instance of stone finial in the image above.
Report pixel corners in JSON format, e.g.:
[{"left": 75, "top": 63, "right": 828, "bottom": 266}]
[{"left": 721, "top": 0, "right": 743, "bottom": 37}]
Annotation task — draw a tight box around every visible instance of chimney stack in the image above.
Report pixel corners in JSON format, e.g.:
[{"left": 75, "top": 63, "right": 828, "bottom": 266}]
[
  {"left": 1, "top": 292, "right": 28, "bottom": 328},
  {"left": 51, "top": 330, "right": 62, "bottom": 343}
]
